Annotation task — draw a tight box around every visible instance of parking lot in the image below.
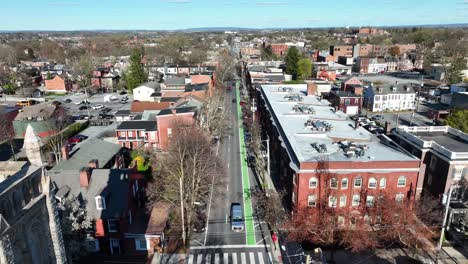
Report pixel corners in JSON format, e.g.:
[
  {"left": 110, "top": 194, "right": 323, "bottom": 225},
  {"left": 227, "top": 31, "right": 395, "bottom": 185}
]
[{"left": 55, "top": 91, "right": 132, "bottom": 120}]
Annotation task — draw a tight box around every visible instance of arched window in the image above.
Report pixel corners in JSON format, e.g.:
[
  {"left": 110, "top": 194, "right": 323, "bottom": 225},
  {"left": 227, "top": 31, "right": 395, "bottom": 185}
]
[
  {"left": 368, "top": 178, "right": 377, "bottom": 188},
  {"left": 379, "top": 178, "right": 386, "bottom": 188},
  {"left": 397, "top": 176, "right": 406, "bottom": 187},
  {"left": 309, "top": 177, "right": 318, "bottom": 189},
  {"left": 354, "top": 176, "right": 362, "bottom": 188}
]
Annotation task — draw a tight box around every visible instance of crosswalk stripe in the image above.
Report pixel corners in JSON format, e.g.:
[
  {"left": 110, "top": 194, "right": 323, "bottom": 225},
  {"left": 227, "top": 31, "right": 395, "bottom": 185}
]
[
  {"left": 206, "top": 254, "right": 211, "bottom": 263},
  {"left": 249, "top": 252, "right": 255, "bottom": 264},
  {"left": 232, "top": 252, "right": 238, "bottom": 264},
  {"left": 224, "top": 253, "right": 229, "bottom": 264},
  {"left": 241, "top": 252, "right": 246, "bottom": 264},
  {"left": 214, "top": 253, "right": 220, "bottom": 264},
  {"left": 197, "top": 254, "right": 203, "bottom": 264},
  {"left": 188, "top": 254, "right": 194, "bottom": 264},
  {"left": 257, "top": 252, "right": 264, "bottom": 264},
  {"left": 268, "top": 252, "right": 273, "bottom": 263}
]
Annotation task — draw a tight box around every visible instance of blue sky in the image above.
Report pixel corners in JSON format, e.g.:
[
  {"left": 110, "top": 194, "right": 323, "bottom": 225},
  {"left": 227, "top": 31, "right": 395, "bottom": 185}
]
[{"left": 1, "top": 0, "right": 467, "bottom": 30}]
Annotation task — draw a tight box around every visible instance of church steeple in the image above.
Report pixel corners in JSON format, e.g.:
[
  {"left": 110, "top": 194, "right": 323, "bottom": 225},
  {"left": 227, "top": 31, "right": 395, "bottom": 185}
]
[{"left": 22, "top": 124, "right": 45, "bottom": 167}]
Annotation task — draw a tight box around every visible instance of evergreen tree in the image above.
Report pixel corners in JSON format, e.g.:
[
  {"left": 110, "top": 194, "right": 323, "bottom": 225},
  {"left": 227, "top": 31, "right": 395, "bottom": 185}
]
[
  {"left": 126, "top": 48, "right": 148, "bottom": 90},
  {"left": 285, "top": 47, "right": 300, "bottom": 80},
  {"left": 297, "top": 58, "right": 312, "bottom": 80}
]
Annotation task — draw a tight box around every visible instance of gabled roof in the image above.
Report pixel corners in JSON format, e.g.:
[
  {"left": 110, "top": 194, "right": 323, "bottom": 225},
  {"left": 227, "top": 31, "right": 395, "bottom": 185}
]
[
  {"left": 51, "top": 138, "right": 122, "bottom": 172},
  {"left": 184, "top": 83, "right": 209, "bottom": 92},
  {"left": 50, "top": 168, "right": 132, "bottom": 219},
  {"left": 370, "top": 83, "right": 415, "bottom": 95},
  {"left": 116, "top": 121, "right": 157, "bottom": 131},
  {"left": 131, "top": 101, "right": 172, "bottom": 113},
  {"left": 165, "top": 77, "right": 186, "bottom": 86},
  {"left": 157, "top": 106, "right": 197, "bottom": 116}
]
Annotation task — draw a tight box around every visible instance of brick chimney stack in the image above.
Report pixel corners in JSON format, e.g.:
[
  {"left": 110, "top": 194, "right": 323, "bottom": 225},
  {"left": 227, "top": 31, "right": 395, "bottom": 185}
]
[
  {"left": 307, "top": 82, "right": 317, "bottom": 96},
  {"left": 88, "top": 159, "right": 99, "bottom": 169},
  {"left": 79, "top": 167, "right": 93, "bottom": 187}
]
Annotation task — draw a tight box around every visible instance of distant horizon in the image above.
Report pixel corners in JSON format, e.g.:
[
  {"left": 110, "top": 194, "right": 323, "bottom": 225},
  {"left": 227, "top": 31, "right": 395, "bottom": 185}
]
[
  {"left": 1, "top": 23, "right": 467, "bottom": 33},
  {"left": 1, "top": 0, "right": 467, "bottom": 31}
]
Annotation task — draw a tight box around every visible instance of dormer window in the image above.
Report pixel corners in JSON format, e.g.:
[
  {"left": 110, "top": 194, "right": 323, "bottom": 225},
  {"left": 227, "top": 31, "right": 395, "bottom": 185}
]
[{"left": 95, "top": 196, "right": 106, "bottom": 210}]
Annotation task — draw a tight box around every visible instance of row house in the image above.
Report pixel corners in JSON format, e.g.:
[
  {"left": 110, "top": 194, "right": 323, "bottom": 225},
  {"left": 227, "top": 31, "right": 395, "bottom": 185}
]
[
  {"left": 256, "top": 84, "right": 421, "bottom": 216},
  {"left": 270, "top": 44, "right": 289, "bottom": 56},
  {"left": 116, "top": 107, "right": 196, "bottom": 150},
  {"left": 92, "top": 68, "right": 120, "bottom": 91},
  {"left": 354, "top": 57, "right": 387, "bottom": 74},
  {"left": 363, "top": 83, "right": 416, "bottom": 112},
  {"left": 328, "top": 91, "right": 363, "bottom": 116},
  {"left": 392, "top": 126, "right": 468, "bottom": 230}
]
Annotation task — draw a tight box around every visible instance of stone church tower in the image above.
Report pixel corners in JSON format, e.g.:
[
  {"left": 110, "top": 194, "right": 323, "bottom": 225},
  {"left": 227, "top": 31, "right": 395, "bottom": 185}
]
[{"left": 0, "top": 125, "right": 67, "bottom": 263}]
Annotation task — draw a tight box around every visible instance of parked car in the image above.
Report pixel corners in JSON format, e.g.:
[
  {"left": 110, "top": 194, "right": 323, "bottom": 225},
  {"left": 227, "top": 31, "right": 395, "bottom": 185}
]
[
  {"left": 51, "top": 101, "right": 62, "bottom": 106},
  {"left": 63, "top": 98, "right": 72, "bottom": 103},
  {"left": 371, "top": 115, "right": 384, "bottom": 121},
  {"left": 74, "top": 91, "right": 84, "bottom": 96},
  {"left": 79, "top": 105, "right": 88, "bottom": 110},
  {"left": 68, "top": 135, "right": 88, "bottom": 144},
  {"left": 232, "top": 99, "right": 236, "bottom": 103},
  {"left": 100, "top": 107, "right": 112, "bottom": 113},
  {"left": 119, "top": 90, "right": 127, "bottom": 95},
  {"left": 120, "top": 100, "right": 128, "bottom": 104},
  {"left": 92, "top": 104, "right": 104, "bottom": 110}
]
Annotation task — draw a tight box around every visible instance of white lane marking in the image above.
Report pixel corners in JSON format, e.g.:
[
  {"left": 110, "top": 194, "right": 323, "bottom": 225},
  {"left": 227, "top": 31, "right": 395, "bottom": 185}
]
[
  {"left": 240, "top": 252, "right": 246, "bottom": 264},
  {"left": 232, "top": 253, "right": 238, "bottom": 264},
  {"left": 257, "top": 252, "right": 264, "bottom": 264},
  {"left": 225, "top": 214, "right": 228, "bottom": 224},
  {"left": 206, "top": 254, "right": 211, "bottom": 264},
  {"left": 226, "top": 184, "right": 229, "bottom": 192},
  {"left": 214, "top": 253, "right": 220, "bottom": 264},
  {"left": 227, "top": 162, "right": 230, "bottom": 168},
  {"left": 188, "top": 255, "right": 194, "bottom": 264},
  {"left": 224, "top": 253, "right": 229, "bottom": 264},
  {"left": 197, "top": 254, "right": 203, "bottom": 264},
  {"left": 249, "top": 252, "right": 255, "bottom": 264}
]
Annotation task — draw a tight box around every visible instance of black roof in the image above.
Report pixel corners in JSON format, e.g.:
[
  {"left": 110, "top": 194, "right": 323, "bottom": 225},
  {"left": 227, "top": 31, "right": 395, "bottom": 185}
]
[
  {"left": 157, "top": 106, "right": 197, "bottom": 116},
  {"left": 116, "top": 121, "right": 157, "bottom": 131},
  {"left": 161, "top": 97, "right": 181, "bottom": 102},
  {"left": 184, "top": 83, "right": 209, "bottom": 92},
  {"left": 115, "top": 110, "right": 131, "bottom": 116}
]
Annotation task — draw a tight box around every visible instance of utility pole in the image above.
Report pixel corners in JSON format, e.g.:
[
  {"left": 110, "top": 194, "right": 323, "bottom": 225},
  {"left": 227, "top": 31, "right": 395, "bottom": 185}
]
[
  {"left": 437, "top": 184, "right": 454, "bottom": 262},
  {"left": 266, "top": 136, "right": 270, "bottom": 180}
]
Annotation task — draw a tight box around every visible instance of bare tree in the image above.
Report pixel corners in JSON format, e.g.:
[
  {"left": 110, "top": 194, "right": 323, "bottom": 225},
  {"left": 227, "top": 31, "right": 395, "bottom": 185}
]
[
  {"left": 71, "top": 54, "right": 96, "bottom": 89},
  {"left": 197, "top": 90, "right": 229, "bottom": 138},
  {"left": 0, "top": 116, "right": 17, "bottom": 161},
  {"left": 251, "top": 189, "right": 286, "bottom": 230},
  {"left": 145, "top": 123, "right": 223, "bottom": 247},
  {"left": 44, "top": 107, "right": 70, "bottom": 164},
  {"left": 215, "top": 49, "right": 236, "bottom": 88}
]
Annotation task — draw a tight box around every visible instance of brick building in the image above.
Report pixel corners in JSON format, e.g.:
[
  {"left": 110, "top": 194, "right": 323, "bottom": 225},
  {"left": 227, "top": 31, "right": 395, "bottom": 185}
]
[
  {"left": 44, "top": 76, "right": 72, "bottom": 93},
  {"left": 257, "top": 84, "right": 420, "bottom": 213},
  {"left": 270, "top": 44, "right": 289, "bottom": 56},
  {"left": 328, "top": 91, "right": 362, "bottom": 115},
  {"left": 330, "top": 45, "right": 353, "bottom": 59}
]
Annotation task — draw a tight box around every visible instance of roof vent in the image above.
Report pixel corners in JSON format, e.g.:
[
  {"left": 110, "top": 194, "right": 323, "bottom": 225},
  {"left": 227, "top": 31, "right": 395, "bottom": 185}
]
[
  {"left": 305, "top": 119, "right": 332, "bottom": 132},
  {"left": 311, "top": 143, "right": 328, "bottom": 153},
  {"left": 284, "top": 93, "right": 303, "bottom": 102},
  {"left": 293, "top": 104, "right": 315, "bottom": 114}
]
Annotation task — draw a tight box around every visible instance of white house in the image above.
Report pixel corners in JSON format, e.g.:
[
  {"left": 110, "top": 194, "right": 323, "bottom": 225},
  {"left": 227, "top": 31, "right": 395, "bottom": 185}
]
[
  {"left": 132, "top": 82, "right": 161, "bottom": 102},
  {"left": 364, "top": 83, "right": 416, "bottom": 112}
]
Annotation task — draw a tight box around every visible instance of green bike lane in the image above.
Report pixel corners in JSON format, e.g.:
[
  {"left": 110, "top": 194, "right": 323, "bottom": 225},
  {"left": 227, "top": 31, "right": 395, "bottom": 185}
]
[{"left": 236, "top": 80, "right": 256, "bottom": 245}]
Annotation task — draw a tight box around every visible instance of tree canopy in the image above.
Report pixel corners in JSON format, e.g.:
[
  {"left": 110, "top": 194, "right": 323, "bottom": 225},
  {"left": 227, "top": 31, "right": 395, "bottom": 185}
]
[
  {"left": 445, "top": 109, "right": 468, "bottom": 133},
  {"left": 297, "top": 58, "right": 312, "bottom": 80},
  {"left": 285, "top": 47, "right": 300, "bottom": 80},
  {"left": 126, "top": 48, "right": 148, "bottom": 90}
]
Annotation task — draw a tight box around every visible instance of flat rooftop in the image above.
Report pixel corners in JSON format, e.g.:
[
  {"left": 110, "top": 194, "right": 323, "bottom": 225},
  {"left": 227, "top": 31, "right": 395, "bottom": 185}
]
[
  {"left": 260, "top": 84, "right": 416, "bottom": 166},
  {"left": 415, "top": 132, "right": 468, "bottom": 153}
]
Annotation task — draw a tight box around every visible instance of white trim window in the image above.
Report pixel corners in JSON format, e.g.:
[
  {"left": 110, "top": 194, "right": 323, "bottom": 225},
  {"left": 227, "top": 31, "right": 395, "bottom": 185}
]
[
  {"left": 135, "top": 238, "right": 148, "bottom": 251},
  {"left": 95, "top": 196, "right": 106, "bottom": 210},
  {"left": 379, "top": 178, "right": 386, "bottom": 188},
  {"left": 329, "top": 196, "right": 337, "bottom": 208},
  {"left": 330, "top": 178, "right": 338, "bottom": 189},
  {"left": 397, "top": 176, "right": 406, "bottom": 187},
  {"left": 167, "top": 128, "right": 172, "bottom": 137},
  {"left": 292, "top": 191, "right": 296, "bottom": 204},
  {"left": 341, "top": 178, "right": 348, "bottom": 189},
  {"left": 309, "top": 177, "right": 318, "bottom": 188},
  {"left": 128, "top": 131, "right": 134, "bottom": 137},
  {"left": 308, "top": 195, "right": 317, "bottom": 207},
  {"left": 107, "top": 219, "right": 119, "bottom": 232},
  {"left": 366, "top": 196, "right": 375, "bottom": 207},
  {"left": 354, "top": 177, "right": 362, "bottom": 188},
  {"left": 352, "top": 194, "right": 360, "bottom": 207},
  {"left": 395, "top": 193, "right": 405, "bottom": 202},
  {"left": 338, "top": 216, "right": 345, "bottom": 226},
  {"left": 368, "top": 178, "right": 377, "bottom": 188},
  {"left": 85, "top": 238, "right": 100, "bottom": 252},
  {"left": 453, "top": 166, "right": 464, "bottom": 180},
  {"left": 339, "top": 195, "right": 347, "bottom": 207}
]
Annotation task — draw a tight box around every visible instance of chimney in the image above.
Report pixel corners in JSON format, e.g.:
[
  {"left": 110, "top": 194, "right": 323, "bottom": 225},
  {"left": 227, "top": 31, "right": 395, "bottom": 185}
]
[
  {"left": 61, "top": 145, "right": 69, "bottom": 161},
  {"left": 88, "top": 159, "right": 99, "bottom": 169},
  {"left": 80, "top": 167, "right": 93, "bottom": 188},
  {"left": 355, "top": 120, "right": 360, "bottom": 130},
  {"left": 384, "top": 121, "right": 392, "bottom": 135},
  {"left": 307, "top": 82, "right": 317, "bottom": 96}
]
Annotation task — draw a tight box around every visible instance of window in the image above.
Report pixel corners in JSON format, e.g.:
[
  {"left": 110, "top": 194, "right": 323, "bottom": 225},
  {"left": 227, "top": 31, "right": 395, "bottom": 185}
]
[
  {"left": 397, "top": 176, "right": 406, "bottom": 187},
  {"left": 293, "top": 174, "right": 297, "bottom": 185},
  {"left": 292, "top": 192, "right": 296, "bottom": 204},
  {"left": 308, "top": 195, "right": 317, "bottom": 207},
  {"left": 95, "top": 196, "right": 106, "bottom": 210},
  {"left": 330, "top": 178, "right": 338, "bottom": 189},
  {"left": 429, "top": 156, "right": 437, "bottom": 170},
  {"left": 309, "top": 177, "right": 318, "bottom": 188},
  {"left": 366, "top": 196, "right": 375, "bottom": 207},
  {"left": 338, "top": 216, "right": 345, "bottom": 226},
  {"left": 86, "top": 239, "right": 99, "bottom": 252},
  {"left": 352, "top": 194, "right": 360, "bottom": 206},
  {"left": 453, "top": 166, "right": 464, "bottom": 180},
  {"left": 167, "top": 128, "right": 172, "bottom": 137},
  {"left": 128, "top": 210, "right": 132, "bottom": 225},
  {"left": 344, "top": 99, "right": 351, "bottom": 106},
  {"left": 339, "top": 195, "right": 347, "bottom": 207},
  {"left": 150, "top": 132, "right": 156, "bottom": 140},
  {"left": 128, "top": 131, "right": 133, "bottom": 137},
  {"left": 396, "top": 193, "right": 405, "bottom": 202},
  {"left": 329, "top": 196, "right": 337, "bottom": 208},
  {"left": 135, "top": 238, "right": 148, "bottom": 251},
  {"left": 341, "top": 178, "right": 348, "bottom": 189},
  {"left": 379, "top": 178, "right": 386, "bottom": 188},
  {"left": 368, "top": 178, "right": 377, "bottom": 188},
  {"left": 107, "top": 219, "right": 119, "bottom": 232},
  {"left": 354, "top": 177, "right": 362, "bottom": 188}
]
